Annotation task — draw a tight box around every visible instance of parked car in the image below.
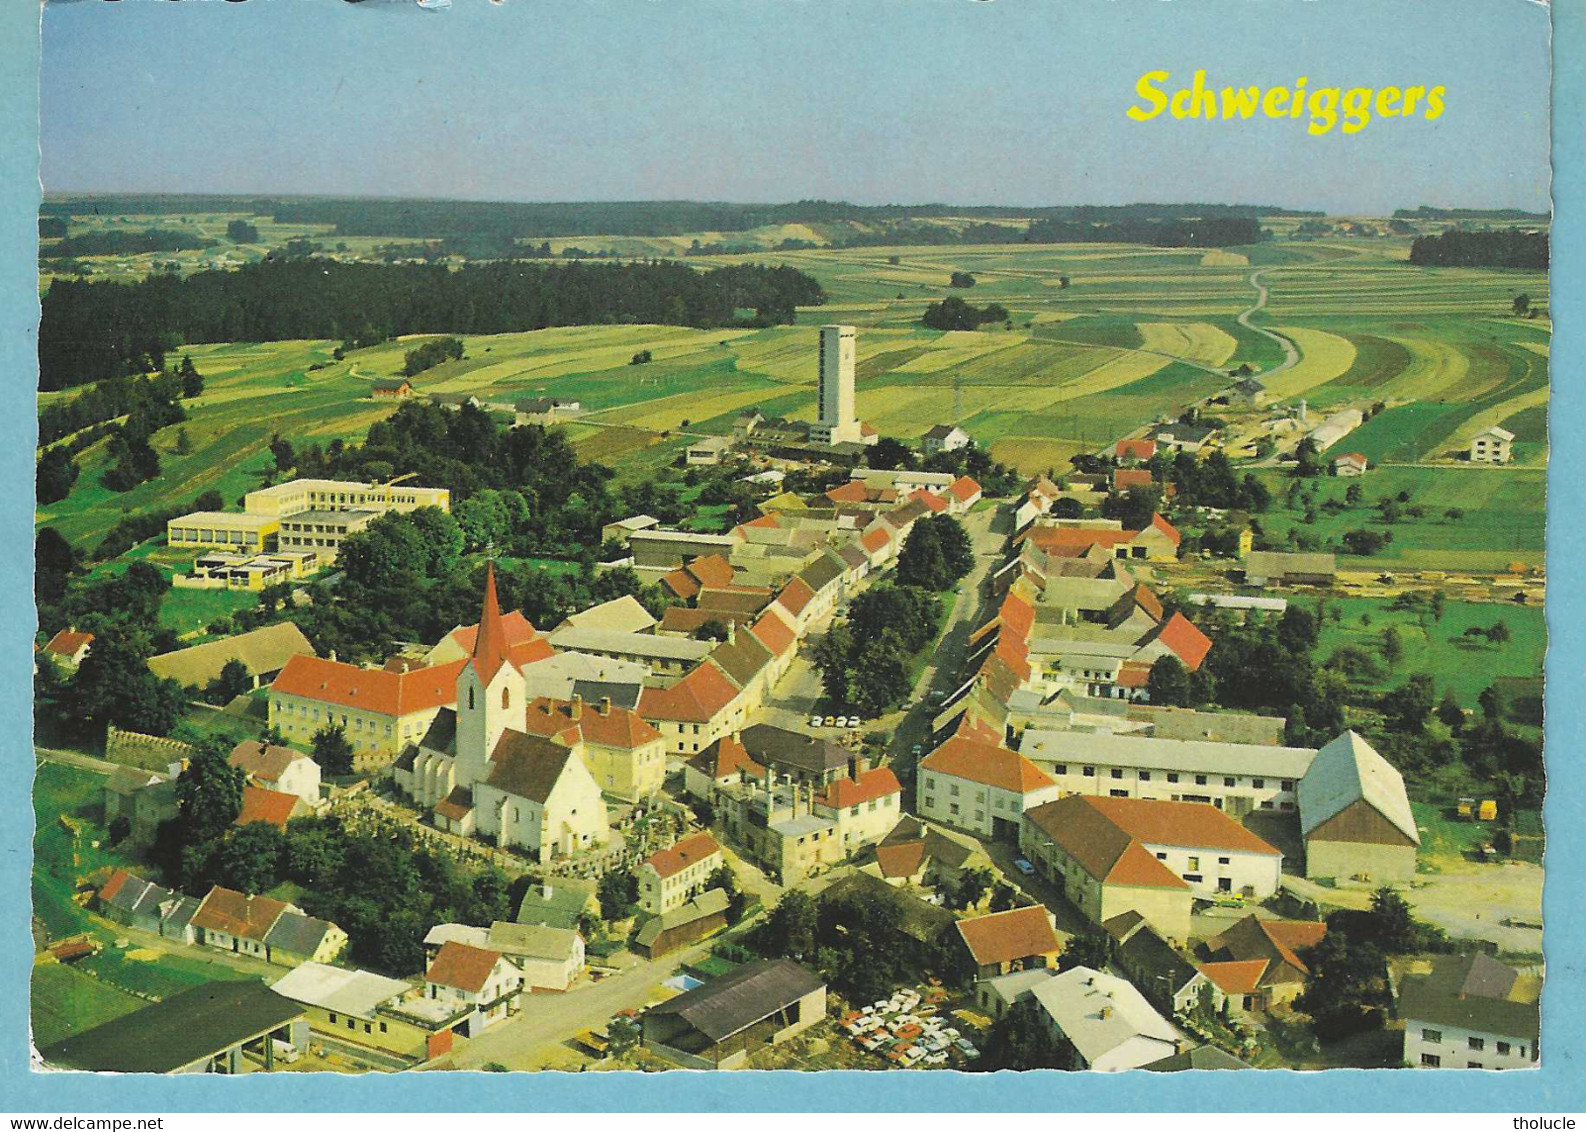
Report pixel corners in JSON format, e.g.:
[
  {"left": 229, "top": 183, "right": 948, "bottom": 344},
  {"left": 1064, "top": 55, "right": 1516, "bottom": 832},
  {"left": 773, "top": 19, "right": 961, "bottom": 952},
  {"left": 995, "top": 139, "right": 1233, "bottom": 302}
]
[
  {"left": 823, "top": 715, "right": 837, "bottom": 727},
  {"left": 810, "top": 714, "right": 824, "bottom": 729},
  {"left": 1012, "top": 858, "right": 1035, "bottom": 876}
]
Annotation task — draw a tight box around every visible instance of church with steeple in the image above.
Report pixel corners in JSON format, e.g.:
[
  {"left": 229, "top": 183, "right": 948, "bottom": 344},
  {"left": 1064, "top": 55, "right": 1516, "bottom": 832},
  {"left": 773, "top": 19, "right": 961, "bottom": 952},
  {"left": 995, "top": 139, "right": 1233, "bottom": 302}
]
[{"left": 394, "top": 564, "right": 612, "bottom": 862}]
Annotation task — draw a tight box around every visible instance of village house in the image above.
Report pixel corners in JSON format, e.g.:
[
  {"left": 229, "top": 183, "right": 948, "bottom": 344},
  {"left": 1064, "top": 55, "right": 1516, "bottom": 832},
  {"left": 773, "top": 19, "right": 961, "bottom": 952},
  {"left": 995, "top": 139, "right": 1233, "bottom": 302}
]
[
  {"left": 234, "top": 784, "right": 312, "bottom": 830},
  {"left": 189, "top": 885, "right": 346, "bottom": 968},
  {"left": 1114, "top": 438, "right": 1157, "bottom": 464},
  {"left": 1332, "top": 451, "right": 1369, "bottom": 477},
  {"left": 1242, "top": 550, "right": 1338, "bottom": 588},
  {"left": 269, "top": 961, "right": 469, "bottom": 1064},
  {"left": 517, "top": 694, "right": 668, "bottom": 802},
  {"left": 1020, "top": 795, "right": 1283, "bottom": 943},
  {"left": 270, "top": 654, "right": 465, "bottom": 758},
  {"left": 952, "top": 905, "right": 1063, "bottom": 980},
  {"left": 869, "top": 814, "right": 994, "bottom": 889},
  {"left": 634, "top": 888, "right": 732, "bottom": 960},
  {"left": 601, "top": 514, "right": 661, "bottom": 547},
  {"left": 515, "top": 878, "right": 599, "bottom": 932},
  {"left": 811, "top": 759, "right": 903, "bottom": 854},
  {"left": 228, "top": 739, "right": 321, "bottom": 807},
  {"left": 423, "top": 941, "right": 523, "bottom": 1037},
  {"left": 922, "top": 424, "right": 971, "bottom": 455},
  {"left": 42, "top": 627, "right": 93, "bottom": 669},
  {"left": 1029, "top": 966, "right": 1184, "bottom": 1071},
  {"left": 917, "top": 730, "right": 1061, "bottom": 841},
  {"left": 485, "top": 921, "right": 586, "bottom": 992},
  {"left": 554, "top": 594, "right": 658, "bottom": 636},
  {"left": 638, "top": 831, "right": 725, "bottom": 915},
  {"left": 370, "top": 377, "right": 414, "bottom": 399},
  {"left": 1150, "top": 421, "right": 1217, "bottom": 454},
  {"left": 686, "top": 435, "right": 734, "bottom": 466},
  {"left": 1200, "top": 913, "right": 1328, "bottom": 1014},
  {"left": 101, "top": 766, "right": 165, "bottom": 831},
  {"left": 683, "top": 732, "right": 767, "bottom": 802},
  {"left": 1399, "top": 953, "right": 1539, "bottom": 1070},
  {"left": 1105, "top": 911, "right": 1218, "bottom": 1016}
]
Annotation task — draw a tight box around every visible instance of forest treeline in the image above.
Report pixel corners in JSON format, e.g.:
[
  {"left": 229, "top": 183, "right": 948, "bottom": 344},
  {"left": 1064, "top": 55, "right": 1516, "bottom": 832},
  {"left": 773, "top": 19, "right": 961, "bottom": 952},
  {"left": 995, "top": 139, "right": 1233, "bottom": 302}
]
[
  {"left": 37, "top": 258, "right": 824, "bottom": 390},
  {"left": 1407, "top": 228, "right": 1548, "bottom": 269}
]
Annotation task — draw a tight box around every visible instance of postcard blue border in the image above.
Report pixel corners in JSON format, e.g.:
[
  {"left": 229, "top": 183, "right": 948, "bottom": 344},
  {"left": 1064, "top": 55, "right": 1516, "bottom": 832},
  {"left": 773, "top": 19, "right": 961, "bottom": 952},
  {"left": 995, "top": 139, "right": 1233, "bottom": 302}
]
[{"left": 2, "top": 0, "right": 1580, "bottom": 1113}]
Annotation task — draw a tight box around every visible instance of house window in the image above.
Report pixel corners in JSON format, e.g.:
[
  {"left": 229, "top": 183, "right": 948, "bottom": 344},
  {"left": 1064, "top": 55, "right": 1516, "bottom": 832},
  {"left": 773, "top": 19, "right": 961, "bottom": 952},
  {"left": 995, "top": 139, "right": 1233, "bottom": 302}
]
[
  {"left": 1082, "top": 767, "right": 1095, "bottom": 778},
  {"left": 1252, "top": 778, "right": 1264, "bottom": 789},
  {"left": 1497, "top": 1042, "right": 1511, "bottom": 1055},
  {"left": 1468, "top": 1037, "right": 1485, "bottom": 1051},
  {"left": 1188, "top": 856, "right": 1200, "bottom": 870},
  {"left": 949, "top": 803, "right": 959, "bottom": 815},
  {"left": 1468, "top": 1062, "right": 1482, "bottom": 1069},
  {"left": 1155, "top": 852, "right": 1167, "bottom": 860},
  {"left": 924, "top": 797, "right": 935, "bottom": 809},
  {"left": 1194, "top": 775, "right": 1208, "bottom": 786},
  {"left": 1110, "top": 790, "right": 1128, "bottom": 798},
  {"left": 1183, "top": 874, "right": 1202, "bottom": 883},
  {"left": 949, "top": 784, "right": 960, "bottom": 796},
  {"left": 1138, "top": 771, "right": 1150, "bottom": 781},
  {"left": 1167, "top": 773, "right": 1180, "bottom": 784},
  {"left": 1218, "top": 857, "right": 1230, "bottom": 865},
  {"left": 1109, "top": 769, "right": 1123, "bottom": 780},
  {"left": 1224, "top": 777, "right": 1236, "bottom": 787},
  {"left": 1281, "top": 780, "right": 1294, "bottom": 790},
  {"left": 329, "top": 1013, "right": 338, "bottom": 1024},
  {"left": 1052, "top": 765, "right": 1066, "bottom": 776},
  {"left": 1421, "top": 1054, "right": 1442, "bottom": 1067},
  {"left": 1422, "top": 1028, "right": 1442, "bottom": 1043}
]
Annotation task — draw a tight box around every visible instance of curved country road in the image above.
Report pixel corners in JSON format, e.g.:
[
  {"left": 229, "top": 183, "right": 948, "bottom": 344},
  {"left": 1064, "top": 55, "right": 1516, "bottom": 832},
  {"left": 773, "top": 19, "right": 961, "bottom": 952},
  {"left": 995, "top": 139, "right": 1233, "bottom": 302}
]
[{"left": 1238, "top": 269, "right": 1300, "bottom": 378}]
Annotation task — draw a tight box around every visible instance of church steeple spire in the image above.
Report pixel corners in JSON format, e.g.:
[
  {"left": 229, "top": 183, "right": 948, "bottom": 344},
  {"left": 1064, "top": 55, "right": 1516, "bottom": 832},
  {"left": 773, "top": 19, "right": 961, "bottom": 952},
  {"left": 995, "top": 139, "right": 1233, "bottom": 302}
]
[{"left": 472, "top": 561, "right": 508, "bottom": 683}]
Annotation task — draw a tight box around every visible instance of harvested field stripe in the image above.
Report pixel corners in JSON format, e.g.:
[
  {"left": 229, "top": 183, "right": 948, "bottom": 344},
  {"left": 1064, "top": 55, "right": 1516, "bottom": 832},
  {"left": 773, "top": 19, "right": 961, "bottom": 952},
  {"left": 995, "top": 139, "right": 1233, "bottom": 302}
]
[{"left": 1258, "top": 327, "right": 1358, "bottom": 399}]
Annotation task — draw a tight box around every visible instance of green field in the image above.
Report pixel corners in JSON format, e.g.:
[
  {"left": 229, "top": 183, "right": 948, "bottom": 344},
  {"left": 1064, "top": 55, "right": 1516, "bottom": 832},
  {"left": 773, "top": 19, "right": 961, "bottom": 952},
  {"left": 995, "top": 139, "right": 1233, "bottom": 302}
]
[
  {"left": 1315, "top": 597, "right": 1545, "bottom": 706},
  {"left": 31, "top": 760, "right": 247, "bottom": 1044},
  {"left": 1257, "top": 465, "right": 1545, "bottom": 571},
  {"left": 36, "top": 228, "right": 1549, "bottom": 578}
]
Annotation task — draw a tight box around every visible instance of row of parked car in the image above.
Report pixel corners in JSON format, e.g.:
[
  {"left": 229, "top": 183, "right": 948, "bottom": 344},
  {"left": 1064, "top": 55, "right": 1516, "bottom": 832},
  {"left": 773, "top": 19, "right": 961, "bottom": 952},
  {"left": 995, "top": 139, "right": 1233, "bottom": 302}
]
[{"left": 809, "top": 713, "right": 869, "bottom": 730}]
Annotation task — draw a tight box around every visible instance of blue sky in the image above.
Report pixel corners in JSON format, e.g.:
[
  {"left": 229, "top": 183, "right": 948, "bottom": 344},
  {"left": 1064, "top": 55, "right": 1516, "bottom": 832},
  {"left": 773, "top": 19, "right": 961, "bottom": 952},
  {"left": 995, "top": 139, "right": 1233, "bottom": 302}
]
[{"left": 40, "top": 0, "right": 1552, "bottom": 214}]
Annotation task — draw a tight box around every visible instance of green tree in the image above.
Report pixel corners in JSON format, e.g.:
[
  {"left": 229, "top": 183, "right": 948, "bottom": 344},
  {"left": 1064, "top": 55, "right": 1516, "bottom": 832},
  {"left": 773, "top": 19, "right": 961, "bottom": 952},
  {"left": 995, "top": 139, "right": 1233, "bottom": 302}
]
[
  {"left": 1145, "top": 654, "right": 1191, "bottom": 707},
  {"left": 36, "top": 447, "right": 80, "bottom": 505},
  {"left": 1383, "top": 673, "right": 1436, "bottom": 733},
  {"left": 1511, "top": 293, "right": 1530, "bottom": 316},
  {"left": 1057, "top": 930, "right": 1111, "bottom": 973},
  {"left": 1380, "top": 626, "right": 1404, "bottom": 666},
  {"left": 1436, "top": 689, "right": 1465, "bottom": 731},
  {"left": 851, "top": 634, "right": 912, "bottom": 717},
  {"left": 214, "top": 821, "right": 287, "bottom": 894},
  {"left": 760, "top": 890, "right": 818, "bottom": 960},
  {"left": 597, "top": 868, "right": 639, "bottom": 921},
  {"left": 207, "top": 658, "right": 252, "bottom": 704},
  {"left": 812, "top": 622, "right": 855, "bottom": 708},
  {"left": 71, "top": 629, "right": 186, "bottom": 736},
  {"left": 975, "top": 999, "right": 1075, "bottom": 1071},
  {"left": 174, "top": 740, "right": 247, "bottom": 845},
  {"left": 1295, "top": 932, "right": 1390, "bottom": 1040},
  {"left": 896, "top": 520, "right": 949, "bottom": 590},
  {"left": 312, "top": 724, "right": 356, "bottom": 776}
]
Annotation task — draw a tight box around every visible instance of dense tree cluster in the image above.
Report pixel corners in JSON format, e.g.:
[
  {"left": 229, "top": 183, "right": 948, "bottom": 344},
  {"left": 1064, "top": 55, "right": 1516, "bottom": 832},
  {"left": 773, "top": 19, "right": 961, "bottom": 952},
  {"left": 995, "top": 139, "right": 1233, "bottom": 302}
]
[
  {"left": 42, "top": 227, "right": 216, "bottom": 259},
  {"left": 813, "top": 585, "right": 942, "bottom": 716},
  {"left": 38, "top": 258, "right": 825, "bottom": 390},
  {"left": 225, "top": 219, "right": 260, "bottom": 243},
  {"left": 895, "top": 516, "right": 975, "bottom": 591},
  {"left": 972, "top": 999, "right": 1077, "bottom": 1071},
  {"left": 1408, "top": 228, "right": 1548, "bottom": 270},
  {"left": 921, "top": 296, "right": 1009, "bottom": 331},
  {"left": 401, "top": 335, "right": 464, "bottom": 377},
  {"left": 39, "top": 356, "right": 202, "bottom": 447}
]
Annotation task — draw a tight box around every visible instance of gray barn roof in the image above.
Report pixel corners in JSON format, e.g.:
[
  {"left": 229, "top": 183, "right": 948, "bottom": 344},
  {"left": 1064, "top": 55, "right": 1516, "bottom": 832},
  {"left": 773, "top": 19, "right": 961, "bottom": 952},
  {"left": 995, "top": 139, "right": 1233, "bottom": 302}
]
[{"left": 649, "top": 958, "right": 824, "bottom": 1043}]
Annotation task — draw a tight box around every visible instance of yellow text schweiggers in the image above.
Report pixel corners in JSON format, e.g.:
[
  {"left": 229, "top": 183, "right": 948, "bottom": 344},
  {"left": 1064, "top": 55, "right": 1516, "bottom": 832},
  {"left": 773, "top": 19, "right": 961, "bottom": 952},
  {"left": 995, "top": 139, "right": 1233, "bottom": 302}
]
[{"left": 1128, "top": 69, "right": 1445, "bottom": 136}]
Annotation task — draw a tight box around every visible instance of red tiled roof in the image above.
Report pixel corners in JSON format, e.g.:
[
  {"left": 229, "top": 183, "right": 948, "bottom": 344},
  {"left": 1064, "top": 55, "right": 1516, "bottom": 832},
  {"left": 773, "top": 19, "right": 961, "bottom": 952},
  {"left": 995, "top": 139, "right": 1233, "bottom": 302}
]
[
  {"left": 1128, "top": 583, "right": 1165, "bottom": 623},
  {"left": 817, "top": 766, "right": 902, "bottom": 809},
  {"left": 1260, "top": 920, "right": 1328, "bottom": 971},
  {"left": 776, "top": 576, "right": 817, "bottom": 617},
  {"left": 1116, "top": 662, "right": 1152, "bottom": 689},
  {"left": 235, "top": 785, "right": 302, "bottom": 830},
  {"left": 947, "top": 476, "right": 982, "bottom": 504},
  {"left": 1023, "top": 797, "right": 1189, "bottom": 891},
  {"left": 875, "top": 840, "right": 927, "bottom": 880},
  {"left": 687, "top": 734, "right": 766, "bottom": 782},
  {"left": 1199, "top": 959, "right": 1269, "bottom": 995},
  {"left": 910, "top": 489, "right": 949, "bottom": 514},
  {"left": 1113, "top": 468, "right": 1155, "bottom": 491},
  {"left": 191, "top": 885, "right": 289, "bottom": 942},
  {"left": 271, "top": 654, "right": 465, "bottom": 717},
  {"left": 736, "top": 514, "right": 781, "bottom": 532},
  {"left": 637, "top": 661, "right": 740, "bottom": 724},
  {"left": 749, "top": 612, "right": 796, "bottom": 658},
  {"left": 1115, "top": 439, "right": 1157, "bottom": 461},
  {"left": 861, "top": 527, "right": 891, "bottom": 555},
  {"left": 919, "top": 734, "right": 1054, "bottom": 794},
  {"left": 448, "top": 609, "right": 539, "bottom": 655},
  {"left": 1026, "top": 526, "right": 1136, "bottom": 553},
  {"left": 1148, "top": 612, "right": 1213, "bottom": 671},
  {"left": 99, "top": 869, "right": 132, "bottom": 904},
  {"left": 997, "top": 591, "right": 1035, "bottom": 642},
  {"left": 661, "top": 566, "right": 702, "bottom": 601},
  {"left": 955, "top": 905, "right": 1060, "bottom": 967},
  {"left": 646, "top": 832, "right": 722, "bottom": 880},
  {"left": 1150, "top": 513, "right": 1182, "bottom": 546},
  {"left": 1335, "top": 452, "right": 1368, "bottom": 467},
  {"left": 825, "top": 481, "right": 872, "bottom": 505},
  {"left": 426, "top": 941, "right": 503, "bottom": 994},
  {"left": 434, "top": 786, "right": 474, "bottom": 822},
  {"left": 521, "top": 696, "right": 660, "bottom": 749},
  {"left": 688, "top": 554, "right": 737, "bottom": 590},
  {"left": 44, "top": 628, "right": 93, "bottom": 658}
]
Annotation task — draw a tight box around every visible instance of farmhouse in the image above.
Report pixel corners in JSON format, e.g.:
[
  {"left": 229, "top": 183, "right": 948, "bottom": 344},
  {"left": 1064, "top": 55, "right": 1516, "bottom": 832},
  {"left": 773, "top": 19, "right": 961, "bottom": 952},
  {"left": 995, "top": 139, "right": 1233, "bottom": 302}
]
[
  {"left": 1020, "top": 795, "right": 1282, "bottom": 942},
  {"left": 870, "top": 814, "right": 994, "bottom": 889},
  {"left": 485, "top": 921, "right": 586, "bottom": 992},
  {"left": 952, "top": 905, "right": 1063, "bottom": 980},
  {"left": 235, "top": 785, "right": 312, "bottom": 830},
  {"left": 370, "top": 378, "right": 413, "bottom": 399},
  {"left": 1469, "top": 425, "right": 1515, "bottom": 464},
  {"left": 1332, "top": 451, "right": 1369, "bottom": 477},
  {"left": 515, "top": 878, "right": 599, "bottom": 932},
  {"left": 42, "top": 627, "right": 93, "bottom": 669},
  {"left": 922, "top": 424, "right": 971, "bottom": 454},
  {"left": 1114, "top": 438, "right": 1157, "bottom": 463},
  {"left": 229, "top": 739, "right": 321, "bottom": 806},
  {"left": 1399, "top": 953, "right": 1539, "bottom": 1070},
  {"left": 686, "top": 435, "right": 733, "bottom": 466},
  {"left": 1201, "top": 914, "right": 1327, "bottom": 1013},
  {"left": 642, "top": 958, "right": 827, "bottom": 1069},
  {"left": 423, "top": 941, "right": 523, "bottom": 1037},
  {"left": 1297, "top": 730, "right": 1420, "bottom": 882},
  {"left": 1105, "top": 912, "right": 1214, "bottom": 1015}
]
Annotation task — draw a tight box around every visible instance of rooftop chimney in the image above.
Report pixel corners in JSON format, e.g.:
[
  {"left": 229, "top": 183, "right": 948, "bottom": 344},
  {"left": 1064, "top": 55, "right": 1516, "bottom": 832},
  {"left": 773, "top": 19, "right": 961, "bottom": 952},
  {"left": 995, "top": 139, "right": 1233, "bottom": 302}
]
[
  {"left": 726, "top": 621, "right": 736, "bottom": 645},
  {"left": 542, "top": 884, "right": 554, "bottom": 900},
  {"left": 328, "top": 649, "right": 338, "bottom": 663},
  {"left": 600, "top": 696, "right": 612, "bottom": 716},
  {"left": 850, "top": 753, "right": 869, "bottom": 780},
  {"left": 570, "top": 694, "right": 583, "bottom": 720}
]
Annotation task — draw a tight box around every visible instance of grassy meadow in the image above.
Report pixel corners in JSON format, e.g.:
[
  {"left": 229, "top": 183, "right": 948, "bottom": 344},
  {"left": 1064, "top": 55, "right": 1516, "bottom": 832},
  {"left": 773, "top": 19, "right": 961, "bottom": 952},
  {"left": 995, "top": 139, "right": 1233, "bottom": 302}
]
[{"left": 37, "top": 225, "right": 1548, "bottom": 581}]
